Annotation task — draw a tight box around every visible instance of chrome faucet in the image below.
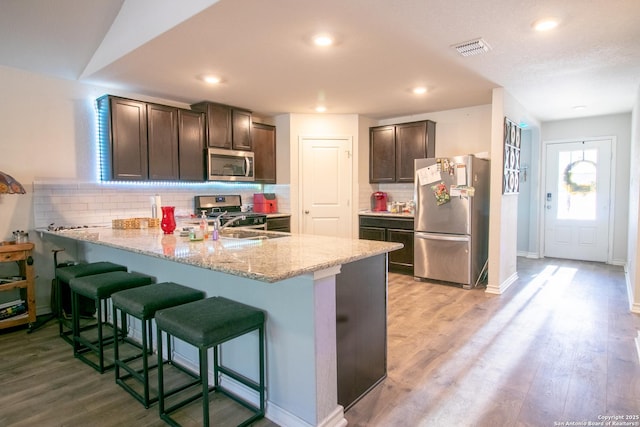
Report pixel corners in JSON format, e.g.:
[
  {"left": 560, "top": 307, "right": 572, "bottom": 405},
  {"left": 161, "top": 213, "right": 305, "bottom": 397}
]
[{"left": 217, "top": 212, "right": 246, "bottom": 231}]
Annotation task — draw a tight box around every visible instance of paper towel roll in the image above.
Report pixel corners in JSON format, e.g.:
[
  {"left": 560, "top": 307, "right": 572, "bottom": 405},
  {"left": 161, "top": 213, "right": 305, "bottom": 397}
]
[{"left": 151, "top": 195, "right": 161, "bottom": 218}]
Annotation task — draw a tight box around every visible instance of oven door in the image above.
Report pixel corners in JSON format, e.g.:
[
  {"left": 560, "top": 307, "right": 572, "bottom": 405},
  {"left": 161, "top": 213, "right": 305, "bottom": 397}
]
[{"left": 207, "top": 148, "right": 254, "bottom": 181}]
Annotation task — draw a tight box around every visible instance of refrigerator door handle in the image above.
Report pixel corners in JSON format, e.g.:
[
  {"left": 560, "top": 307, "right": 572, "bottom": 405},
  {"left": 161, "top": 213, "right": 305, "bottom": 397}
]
[{"left": 415, "top": 232, "right": 470, "bottom": 242}]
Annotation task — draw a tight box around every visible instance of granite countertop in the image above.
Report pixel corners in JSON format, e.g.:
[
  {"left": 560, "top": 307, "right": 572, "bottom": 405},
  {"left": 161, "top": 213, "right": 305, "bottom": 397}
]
[
  {"left": 359, "top": 210, "right": 414, "bottom": 219},
  {"left": 42, "top": 227, "right": 401, "bottom": 283}
]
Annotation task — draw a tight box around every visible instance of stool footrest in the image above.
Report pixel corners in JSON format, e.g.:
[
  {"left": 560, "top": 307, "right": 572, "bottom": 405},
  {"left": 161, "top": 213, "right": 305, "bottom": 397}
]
[{"left": 216, "top": 365, "right": 261, "bottom": 393}]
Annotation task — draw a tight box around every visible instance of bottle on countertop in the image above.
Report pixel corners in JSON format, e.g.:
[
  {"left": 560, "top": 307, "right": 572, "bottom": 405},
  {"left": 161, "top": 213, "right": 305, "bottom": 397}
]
[
  {"left": 199, "top": 210, "right": 209, "bottom": 239},
  {"left": 212, "top": 217, "right": 220, "bottom": 241}
]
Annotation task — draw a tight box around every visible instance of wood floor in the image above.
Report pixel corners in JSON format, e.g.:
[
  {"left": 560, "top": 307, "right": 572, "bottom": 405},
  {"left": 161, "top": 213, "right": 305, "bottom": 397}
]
[
  {"left": 1, "top": 257, "right": 639, "bottom": 426},
  {"left": 345, "top": 257, "right": 640, "bottom": 426}
]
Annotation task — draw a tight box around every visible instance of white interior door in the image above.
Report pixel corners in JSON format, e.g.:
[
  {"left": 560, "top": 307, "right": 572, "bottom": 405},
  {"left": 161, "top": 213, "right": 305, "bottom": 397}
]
[
  {"left": 544, "top": 139, "right": 612, "bottom": 261},
  {"left": 300, "top": 137, "right": 352, "bottom": 237}
]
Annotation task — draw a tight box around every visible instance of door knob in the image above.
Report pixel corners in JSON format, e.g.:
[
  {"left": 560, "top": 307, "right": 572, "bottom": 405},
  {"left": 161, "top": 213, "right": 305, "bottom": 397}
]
[{"left": 304, "top": 210, "right": 310, "bottom": 214}]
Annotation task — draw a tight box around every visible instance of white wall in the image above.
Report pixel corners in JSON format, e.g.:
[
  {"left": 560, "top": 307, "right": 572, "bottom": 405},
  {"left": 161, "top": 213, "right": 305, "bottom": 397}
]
[
  {"left": 627, "top": 88, "right": 640, "bottom": 313},
  {"left": 540, "top": 113, "right": 631, "bottom": 265},
  {"left": 516, "top": 129, "right": 533, "bottom": 255},
  {"left": 487, "top": 88, "right": 541, "bottom": 294}
]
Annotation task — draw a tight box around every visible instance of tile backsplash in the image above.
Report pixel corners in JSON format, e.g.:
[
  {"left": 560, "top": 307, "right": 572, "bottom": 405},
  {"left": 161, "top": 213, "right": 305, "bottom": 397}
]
[
  {"left": 33, "top": 181, "right": 291, "bottom": 228},
  {"left": 379, "top": 183, "right": 414, "bottom": 204}
]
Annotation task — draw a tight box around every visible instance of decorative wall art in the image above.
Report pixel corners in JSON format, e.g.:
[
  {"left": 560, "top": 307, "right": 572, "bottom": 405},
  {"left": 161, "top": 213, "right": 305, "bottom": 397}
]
[{"left": 503, "top": 117, "right": 521, "bottom": 194}]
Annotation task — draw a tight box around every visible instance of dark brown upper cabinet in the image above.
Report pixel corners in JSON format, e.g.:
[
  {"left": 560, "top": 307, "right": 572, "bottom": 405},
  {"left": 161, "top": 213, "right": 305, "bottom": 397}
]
[
  {"left": 252, "top": 122, "right": 276, "bottom": 183},
  {"left": 177, "top": 110, "right": 206, "bottom": 181},
  {"left": 369, "top": 120, "right": 436, "bottom": 183},
  {"left": 98, "top": 95, "right": 148, "bottom": 181},
  {"left": 232, "top": 109, "right": 252, "bottom": 151},
  {"left": 147, "top": 103, "right": 179, "bottom": 180},
  {"left": 369, "top": 125, "right": 396, "bottom": 183},
  {"left": 191, "top": 101, "right": 252, "bottom": 151},
  {"left": 98, "top": 95, "right": 207, "bottom": 182}
]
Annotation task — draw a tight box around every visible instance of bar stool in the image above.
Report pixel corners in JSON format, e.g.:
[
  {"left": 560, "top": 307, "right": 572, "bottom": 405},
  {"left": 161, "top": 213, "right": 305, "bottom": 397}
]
[
  {"left": 69, "top": 271, "right": 153, "bottom": 373},
  {"left": 111, "top": 282, "right": 206, "bottom": 408},
  {"left": 155, "top": 297, "right": 266, "bottom": 427},
  {"left": 55, "top": 260, "right": 127, "bottom": 344}
]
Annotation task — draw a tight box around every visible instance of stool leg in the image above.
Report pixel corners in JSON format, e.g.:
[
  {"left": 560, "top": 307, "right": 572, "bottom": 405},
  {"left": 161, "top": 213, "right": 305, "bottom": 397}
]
[
  {"left": 96, "top": 297, "right": 104, "bottom": 372},
  {"left": 113, "top": 306, "right": 121, "bottom": 380},
  {"left": 213, "top": 344, "right": 219, "bottom": 388},
  {"left": 142, "top": 318, "right": 150, "bottom": 407},
  {"left": 147, "top": 319, "right": 153, "bottom": 354},
  {"left": 71, "top": 290, "right": 80, "bottom": 355},
  {"left": 157, "top": 327, "right": 165, "bottom": 417},
  {"left": 201, "top": 347, "right": 209, "bottom": 427},
  {"left": 259, "top": 324, "right": 265, "bottom": 414}
]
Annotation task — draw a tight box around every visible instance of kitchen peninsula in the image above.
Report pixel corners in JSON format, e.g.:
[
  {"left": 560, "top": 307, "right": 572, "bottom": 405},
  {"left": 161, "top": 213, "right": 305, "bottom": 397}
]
[{"left": 41, "top": 226, "right": 401, "bottom": 427}]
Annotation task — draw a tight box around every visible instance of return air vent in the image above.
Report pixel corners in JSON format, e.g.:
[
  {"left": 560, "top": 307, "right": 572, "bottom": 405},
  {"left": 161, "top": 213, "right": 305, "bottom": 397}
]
[{"left": 452, "top": 38, "right": 491, "bottom": 57}]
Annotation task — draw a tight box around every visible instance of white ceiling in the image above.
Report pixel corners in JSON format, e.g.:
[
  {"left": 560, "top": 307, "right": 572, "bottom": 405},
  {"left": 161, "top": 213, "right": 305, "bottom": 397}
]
[{"left": 1, "top": 0, "right": 639, "bottom": 122}]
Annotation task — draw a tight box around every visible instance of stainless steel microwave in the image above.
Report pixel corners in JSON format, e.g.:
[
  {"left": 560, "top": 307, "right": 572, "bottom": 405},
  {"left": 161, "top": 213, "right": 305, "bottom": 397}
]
[{"left": 207, "top": 148, "right": 255, "bottom": 181}]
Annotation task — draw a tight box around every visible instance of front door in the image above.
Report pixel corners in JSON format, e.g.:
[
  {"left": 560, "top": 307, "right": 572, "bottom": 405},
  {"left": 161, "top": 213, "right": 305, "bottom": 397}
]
[
  {"left": 300, "top": 137, "right": 352, "bottom": 238},
  {"left": 544, "top": 139, "right": 612, "bottom": 261}
]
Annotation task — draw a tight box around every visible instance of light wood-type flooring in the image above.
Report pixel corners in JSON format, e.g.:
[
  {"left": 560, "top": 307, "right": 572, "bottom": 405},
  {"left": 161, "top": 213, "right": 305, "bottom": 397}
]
[
  {"left": 346, "top": 257, "right": 640, "bottom": 426},
  {"left": 1, "top": 257, "right": 639, "bottom": 426}
]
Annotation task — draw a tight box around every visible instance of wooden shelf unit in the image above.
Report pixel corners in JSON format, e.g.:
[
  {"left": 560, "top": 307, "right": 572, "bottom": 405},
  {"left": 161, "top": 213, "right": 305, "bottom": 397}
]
[{"left": 0, "top": 242, "right": 36, "bottom": 330}]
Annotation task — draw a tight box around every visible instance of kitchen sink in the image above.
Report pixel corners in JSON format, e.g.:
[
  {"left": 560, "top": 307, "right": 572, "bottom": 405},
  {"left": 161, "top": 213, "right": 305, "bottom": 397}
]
[{"left": 219, "top": 229, "right": 287, "bottom": 240}]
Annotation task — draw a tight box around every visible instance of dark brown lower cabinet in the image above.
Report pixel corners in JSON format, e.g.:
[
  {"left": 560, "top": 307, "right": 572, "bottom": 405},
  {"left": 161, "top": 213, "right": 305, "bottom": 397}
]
[
  {"left": 266, "top": 215, "right": 290, "bottom": 232},
  {"left": 336, "top": 254, "right": 387, "bottom": 410},
  {"left": 359, "top": 215, "right": 414, "bottom": 275}
]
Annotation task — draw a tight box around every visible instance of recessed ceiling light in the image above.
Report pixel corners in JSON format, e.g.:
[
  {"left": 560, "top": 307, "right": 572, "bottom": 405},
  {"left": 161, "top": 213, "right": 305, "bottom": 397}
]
[
  {"left": 201, "top": 75, "right": 221, "bottom": 84},
  {"left": 532, "top": 18, "right": 559, "bottom": 32},
  {"left": 412, "top": 87, "right": 427, "bottom": 95},
  {"left": 313, "top": 34, "right": 334, "bottom": 47},
  {"left": 315, "top": 105, "right": 327, "bottom": 113},
  {"left": 572, "top": 105, "right": 587, "bottom": 110}
]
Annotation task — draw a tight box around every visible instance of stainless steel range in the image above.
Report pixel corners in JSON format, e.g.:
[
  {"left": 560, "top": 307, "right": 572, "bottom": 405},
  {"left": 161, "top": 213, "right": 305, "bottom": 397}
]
[{"left": 194, "top": 195, "right": 267, "bottom": 228}]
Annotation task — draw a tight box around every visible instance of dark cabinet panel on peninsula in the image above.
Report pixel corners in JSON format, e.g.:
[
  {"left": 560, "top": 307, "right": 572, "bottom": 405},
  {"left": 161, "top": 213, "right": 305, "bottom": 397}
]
[
  {"left": 252, "top": 123, "right": 276, "bottom": 183},
  {"left": 336, "top": 254, "right": 387, "bottom": 410},
  {"left": 359, "top": 215, "right": 414, "bottom": 274},
  {"left": 191, "top": 101, "right": 252, "bottom": 151},
  {"left": 369, "top": 120, "right": 435, "bottom": 183}
]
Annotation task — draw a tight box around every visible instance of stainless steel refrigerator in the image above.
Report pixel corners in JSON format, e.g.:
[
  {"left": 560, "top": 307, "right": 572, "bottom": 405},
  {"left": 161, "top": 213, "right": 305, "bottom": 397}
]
[{"left": 414, "top": 155, "right": 490, "bottom": 289}]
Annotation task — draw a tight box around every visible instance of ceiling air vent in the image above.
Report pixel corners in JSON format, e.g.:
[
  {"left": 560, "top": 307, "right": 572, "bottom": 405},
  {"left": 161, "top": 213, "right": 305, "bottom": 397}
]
[{"left": 452, "top": 38, "right": 491, "bottom": 57}]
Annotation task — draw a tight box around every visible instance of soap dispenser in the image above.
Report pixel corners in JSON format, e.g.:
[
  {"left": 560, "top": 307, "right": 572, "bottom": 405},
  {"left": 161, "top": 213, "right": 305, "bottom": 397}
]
[{"left": 199, "top": 210, "right": 209, "bottom": 239}]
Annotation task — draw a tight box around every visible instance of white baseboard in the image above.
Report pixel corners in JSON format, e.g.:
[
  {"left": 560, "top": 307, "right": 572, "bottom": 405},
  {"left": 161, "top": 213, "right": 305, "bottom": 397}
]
[
  {"left": 485, "top": 271, "right": 518, "bottom": 295},
  {"left": 516, "top": 251, "right": 539, "bottom": 259}
]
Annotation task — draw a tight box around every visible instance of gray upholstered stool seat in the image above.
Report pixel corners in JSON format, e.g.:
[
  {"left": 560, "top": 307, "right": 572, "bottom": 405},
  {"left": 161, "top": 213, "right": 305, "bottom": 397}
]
[
  {"left": 155, "top": 297, "right": 266, "bottom": 427},
  {"left": 69, "top": 270, "right": 153, "bottom": 373},
  {"left": 55, "top": 261, "right": 127, "bottom": 344},
  {"left": 111, "top": 282, "right": 206, "bottom": 408}
]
